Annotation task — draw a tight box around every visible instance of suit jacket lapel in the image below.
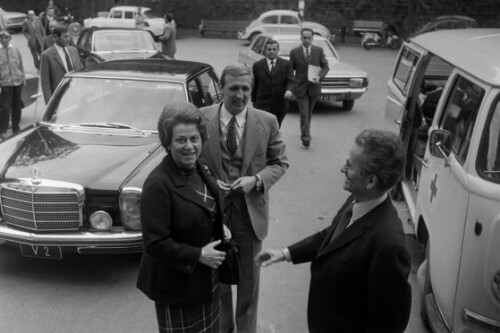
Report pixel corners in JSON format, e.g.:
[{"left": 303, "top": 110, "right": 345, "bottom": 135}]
[
  {"left": 51, "top": 46, "right": 66, "bottom": 71},
  {"left": 316, "top": 197, "right": 390, "bottom": 258},
  {"left": 241, "top": 106, "right": 262, "bottom": 175},
  {"left": 204, "top": 104, "right": 223, "bottom": 179}
]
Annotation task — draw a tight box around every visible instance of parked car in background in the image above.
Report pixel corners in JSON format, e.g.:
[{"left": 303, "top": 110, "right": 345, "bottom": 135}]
[
  {"left": 76, "top": 27, "right": 165, "bottom": 67},
  {"left": 410, "top": 15, "right": 478, "bottom": 38},
  {"left": 239, "top": 34, "right": 368, "bottom": 110},
  {"left": 83, "top": 6, "right": 165, "bottom": 40},
  {"left": 0, "top": 8, "right": 26, "bottom": 32},
  {"left": 0, "top": 59, "right": 222, "bottom": 259},
  {"left": 238, "top": 10, "right": 333, "bottom": 43}
]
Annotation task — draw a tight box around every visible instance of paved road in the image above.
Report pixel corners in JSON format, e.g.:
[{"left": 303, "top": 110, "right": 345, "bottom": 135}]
[{"left": 0, "top": 33, "right": 429, "bottom": 333}]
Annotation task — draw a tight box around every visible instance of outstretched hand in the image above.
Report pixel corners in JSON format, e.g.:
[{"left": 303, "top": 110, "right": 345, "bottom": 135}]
[
  {"left": 254, "top": 249, "right": 286, "bottom": 267},
  {"left": 199, "top": 240, "right": 226, "bottom": 269}
]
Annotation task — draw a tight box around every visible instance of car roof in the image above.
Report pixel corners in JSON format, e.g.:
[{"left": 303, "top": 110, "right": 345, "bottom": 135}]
[
  {"left": 110, "top": 6, "right": 151, "bottom": 11},
  {"left": 411, "top": 29, "right": 500, "bottom": 86},
  {"left": 71, "top": 59, "right": 214, "bottom": 82},
  {"left": 264, "top": 33, "right": 327, "bottom": 41},
  {"left": 259, "top": 10, "right": 298, "bottom": 16}
]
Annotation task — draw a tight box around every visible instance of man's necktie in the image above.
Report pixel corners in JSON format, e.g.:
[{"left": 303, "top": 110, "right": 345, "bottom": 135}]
[
  {"left": 305, "top": 48, "right": 310, "bottom": 63},
  {"left": 64, "top": 48, "right": 74, "bottom": 72},
  {"left": 329, "top": 202, "right": 354, "bottom": 244},
  {"left": 226, "top": 116, "right": 237, "bottom": 155},
  {"left": 270, "top": 60, "right": 275, "bottom": 73}
]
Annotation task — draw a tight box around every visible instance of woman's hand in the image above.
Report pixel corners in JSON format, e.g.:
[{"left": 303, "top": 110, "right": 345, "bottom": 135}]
[
  {"left": 199, "top": 240, "right": 226, "bottom": 269},
  {"left": 254, "top": 249, "right": 286, "bottom": 267}
]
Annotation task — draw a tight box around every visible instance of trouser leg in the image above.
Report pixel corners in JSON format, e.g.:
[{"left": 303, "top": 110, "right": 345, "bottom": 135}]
[
  {"left": 0, "top": 86, "right": 13, "bottom": 134},
  {"left": 11, "top": 85, "right": 23, "bottom": 132},
  {"left": 220, "top": 208, "right": 262, "bottom": 333},
  {"left": 30, "top": 47, "right": 40, "bottom": 70},
  {"left": 296, "top": 96, "right": 311, "bottom": 144}
]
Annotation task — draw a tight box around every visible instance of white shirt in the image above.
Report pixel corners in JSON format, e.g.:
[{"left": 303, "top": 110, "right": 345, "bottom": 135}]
[
  {"left": 220, "top": 104, "right": 247, "bottom": 147},
  {"left": 267, "top": 58, "right": 276, "bottom": 71},
  {"left": 54, "top": 44, "right": 73, "bottom": 72},
  {"left": 302, "top": 45, "right": 311, "bottom": 58}
]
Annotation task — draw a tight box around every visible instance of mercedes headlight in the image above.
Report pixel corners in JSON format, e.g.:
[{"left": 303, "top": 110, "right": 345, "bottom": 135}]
[{"left": 119, "top": 187, "right": 142, "bottom": 231}]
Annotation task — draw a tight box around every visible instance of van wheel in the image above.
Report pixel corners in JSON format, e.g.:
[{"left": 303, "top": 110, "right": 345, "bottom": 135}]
[
  {"left": 342, "top": 100, "right": 354, "bottom": 111},
  {"left": 419, "top": 243, "right": 431, "bottom": 329},
  {"left": 363, "top": 38, "right": 374, "bottom": 50}
]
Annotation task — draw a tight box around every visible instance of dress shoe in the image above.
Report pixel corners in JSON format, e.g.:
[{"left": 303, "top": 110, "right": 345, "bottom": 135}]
[{"left": 302, "top": 138, "right": 310, "bottom": 148}]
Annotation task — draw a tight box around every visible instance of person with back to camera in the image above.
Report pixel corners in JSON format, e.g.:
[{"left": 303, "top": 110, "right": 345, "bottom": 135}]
[
  {"left": 159, "top": 13, "right": 177, "bottom": 58},
  {"left": 255, "top": 129, "right": 412, "bottom": 333},
  {"left": 137, "top": 101, "right": 232, "bottom": 333}
]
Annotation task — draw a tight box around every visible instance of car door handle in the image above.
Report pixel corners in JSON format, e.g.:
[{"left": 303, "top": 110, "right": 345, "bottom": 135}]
[{"left": 394, "top": 120, "right": 401, "bottom": 125}]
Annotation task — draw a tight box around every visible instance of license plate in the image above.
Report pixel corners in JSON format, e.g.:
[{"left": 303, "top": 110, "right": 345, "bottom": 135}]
[
  {"left": 20, "top": 244, "right": 62, "bottom": 260},
  {"left": 318, "top": 95, "right": 339, "bottom": 102}
]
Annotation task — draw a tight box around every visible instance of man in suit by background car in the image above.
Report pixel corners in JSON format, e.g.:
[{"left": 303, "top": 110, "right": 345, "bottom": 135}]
[
  {"left": 200, "top": 64, "right": 288, "bottom": 333},
  {"left": 289, "top": 28, "right": 328, "bottom": 148},
  {"left": 252, "top": 39, "right": 294, "bottom": 128},
  {"left": 255, "top": 129, "right": 412, "bottom": 333},
  {"left": 40, "top": 24, "right": 82, "bottom": 103},
  {"left": 22, "top": 10, "right": 44, "bottom": 70}
]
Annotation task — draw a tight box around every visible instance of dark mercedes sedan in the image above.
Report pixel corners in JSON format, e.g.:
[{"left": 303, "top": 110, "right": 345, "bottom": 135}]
[{"left": 0, "top": 59, "right": 222, "bottom": 259}]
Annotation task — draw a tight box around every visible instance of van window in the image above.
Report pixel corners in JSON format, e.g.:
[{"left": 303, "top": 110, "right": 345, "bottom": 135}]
[
  {"left": 478, "top": 97, "right": 500, "bottom": 183},
  {"left": 252, "top": 36, "right": 267, "bottom": 55},
  {"left": 393, "top": 47, "right": 420, "bottom": 95},
  {"left": 439, "top": 76, "right": 484, "bottom": 163}
]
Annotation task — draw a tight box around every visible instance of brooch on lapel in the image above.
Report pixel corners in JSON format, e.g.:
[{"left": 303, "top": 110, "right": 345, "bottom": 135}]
[{"left": 201, "top": 164, "right": 212, "bottom": 176}]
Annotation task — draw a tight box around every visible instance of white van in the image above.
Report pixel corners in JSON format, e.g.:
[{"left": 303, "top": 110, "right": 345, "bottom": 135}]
[{"left": 386, "top": 29, "right": 500, "bottom": 332}]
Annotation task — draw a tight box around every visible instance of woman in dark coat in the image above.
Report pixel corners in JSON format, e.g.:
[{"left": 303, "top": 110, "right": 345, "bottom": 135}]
[{"left": 137, "top": 101, "right": 227, "bottom": 333}]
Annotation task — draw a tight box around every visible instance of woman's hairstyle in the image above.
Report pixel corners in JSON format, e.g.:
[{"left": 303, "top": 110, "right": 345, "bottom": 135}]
[
  {"left": 355, "top": 129, "right": 405, "bottom": 191},
  {"left": 157, "top": 101, "right": 207, "bottom": 150}
]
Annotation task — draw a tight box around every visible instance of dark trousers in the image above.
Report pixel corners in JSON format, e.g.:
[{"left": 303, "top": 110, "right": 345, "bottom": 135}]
[
  {"left": 0, "top": 85, "right": 23, "bottom": 134},
  {"left": 296, "top": 94, "right": 318, "bottom": 143},
  {"left": 254, "top": 100, "right": 288, "bottom": 128},
  {"left": 220, "top": 198, "right": 262, "bottom": 333},
  {"left": 29, "top": 46, "right": 40, "bottom": 70}
]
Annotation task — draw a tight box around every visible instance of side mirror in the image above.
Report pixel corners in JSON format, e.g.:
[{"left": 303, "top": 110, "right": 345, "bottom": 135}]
[{"left": 429, "top": 129, "right": 451, "bottom": 159}]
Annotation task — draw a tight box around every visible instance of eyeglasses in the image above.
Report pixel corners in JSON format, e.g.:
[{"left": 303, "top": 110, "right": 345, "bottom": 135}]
[{"left": 342, "top": 161, "right": 367, "bottom": 174}]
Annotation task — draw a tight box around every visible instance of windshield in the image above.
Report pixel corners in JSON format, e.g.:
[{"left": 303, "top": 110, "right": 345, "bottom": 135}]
[
  {"left": 478, "top": 96, "right": 500, "bottom": 183},
  {"left": 278, "top": 39, "right": 339, "bottom": 60},
  {"left": 93, "top": 31, "right": 157, "bottom": 52},
  {"left": 43, "top": 77, "right": 186, "bottom": 131}
]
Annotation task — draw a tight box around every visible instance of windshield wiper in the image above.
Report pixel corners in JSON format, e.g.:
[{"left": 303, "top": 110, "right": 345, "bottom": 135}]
[{"left": 64, "top": 122, "right": 149, "bottom": 136}]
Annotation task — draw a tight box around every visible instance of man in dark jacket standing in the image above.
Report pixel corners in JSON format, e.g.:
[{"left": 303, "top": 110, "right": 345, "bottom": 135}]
[
  {"left": 255, "top": 129, "right": 412, "bottom": 333},
  {"left": 252, "top": 39, "right": 294, "bottom": 127},
  {"left": 289, "top": 28, "right": 329, "bottom": 148}
]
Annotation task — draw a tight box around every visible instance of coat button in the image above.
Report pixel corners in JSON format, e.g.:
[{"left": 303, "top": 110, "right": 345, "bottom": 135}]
[{"left": 186, "top": 265, "right": 192, "bottom": 271}]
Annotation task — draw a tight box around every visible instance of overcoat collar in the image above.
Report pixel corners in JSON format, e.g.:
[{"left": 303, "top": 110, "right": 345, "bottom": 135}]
[
  {"left": 316, "top": 196, "right": 393, "bottom": 258},
  {"left": 160, "top": 154, "right": 220, "bottom": 214}
]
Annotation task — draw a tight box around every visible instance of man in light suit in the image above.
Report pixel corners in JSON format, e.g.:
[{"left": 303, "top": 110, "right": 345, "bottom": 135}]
[
  {"left": 200, "top": 64, "right": 288, "bottom": 333},
  {"left": 252, "top": 39, "right": 294, "bottom": 127},
  {"left": 289, "top": 28, "right": 329, "bottom": 148},
  {"left": 22, "top": 10, "right": 44, "bottom": 70},
  {"left": 256, "top": 129, "right": 412, "bottom": 333},
  {"left": 40, "top": 24, "right": 82, "bottom": 104}
]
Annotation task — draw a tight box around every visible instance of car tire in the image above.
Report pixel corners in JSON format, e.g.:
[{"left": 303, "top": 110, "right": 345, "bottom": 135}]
[
  {"left": 389, "top": 38, "right": 400, "bottom": 49},
  {"left": 342, "top": 100, "right": 354, "bottom": 111},
  {"left": 363, "top": 38, "right": 374, "bottom": 50}
]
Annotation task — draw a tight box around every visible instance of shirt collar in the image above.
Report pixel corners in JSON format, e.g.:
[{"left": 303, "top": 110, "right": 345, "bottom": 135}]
[
  {"left": 351, "top": 192, "right": 388, "bottom": 222},
  {"left": 220, "top": 103, "right": 247, "bottom": 127},
  {"left": 302, "top": 45, "right": 310, "bottom": 53},
  {"left": 0, "top": 43, "right": 12, "bottom": 48},
  {"left": 54, "top": 43, "right": 65, "bottom": 52}
]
